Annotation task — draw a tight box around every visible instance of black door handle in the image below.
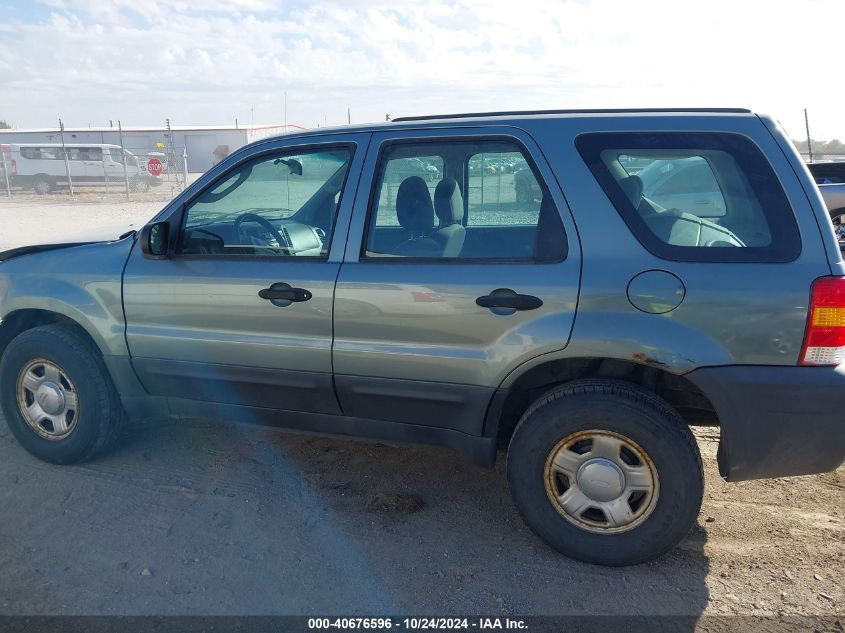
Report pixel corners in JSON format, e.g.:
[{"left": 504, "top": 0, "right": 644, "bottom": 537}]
[
  {"left": 259, "top": 282, "right": 312, "bottom": 303},
  {"left": 476, "top": 289, "right": 542, "bottom": 311}
]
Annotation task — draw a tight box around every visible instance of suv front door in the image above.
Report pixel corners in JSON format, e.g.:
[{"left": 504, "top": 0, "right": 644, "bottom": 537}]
[
  {"left": 332, "top": 128, "right": 581, "bottom": 435},
  {"left": 123, "top": 133, "right": 368, "bottom": 417}
]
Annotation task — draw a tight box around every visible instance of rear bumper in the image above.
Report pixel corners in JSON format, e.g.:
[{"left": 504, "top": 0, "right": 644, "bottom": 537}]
[{"left": 686, "top": 365, "right": 845, "bottom": 481}]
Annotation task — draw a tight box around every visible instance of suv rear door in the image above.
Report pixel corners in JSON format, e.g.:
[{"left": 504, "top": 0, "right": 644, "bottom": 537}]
[{"left": 332, "top": 127, "right": 581, "bottom": 435}]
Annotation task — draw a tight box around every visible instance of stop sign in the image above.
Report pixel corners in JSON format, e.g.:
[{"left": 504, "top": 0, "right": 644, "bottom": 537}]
[{"left": 147, "top": 158, "right": 163, "bottom": 177}]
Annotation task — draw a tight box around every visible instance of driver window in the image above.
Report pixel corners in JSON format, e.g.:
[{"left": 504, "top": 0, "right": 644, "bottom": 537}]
[{"left": 177, "top": 147, "right": 353, "bottom": 257}]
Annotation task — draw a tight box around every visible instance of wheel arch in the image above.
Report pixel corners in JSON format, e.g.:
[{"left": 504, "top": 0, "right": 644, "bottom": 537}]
[
  {"left": 489, "top": 356, "right": 719, "bottom": 449},
  {"left": 0, "top": 309, "right": 104, "bottom": 362}
]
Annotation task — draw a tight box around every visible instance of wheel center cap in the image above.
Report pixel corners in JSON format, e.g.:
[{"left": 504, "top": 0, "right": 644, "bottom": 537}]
[
  {"left": 576, "top": 458, "right": 625, "bottom": 502},
  {"left": 36, "top": 382, "right": 65, "bottom": 415}
]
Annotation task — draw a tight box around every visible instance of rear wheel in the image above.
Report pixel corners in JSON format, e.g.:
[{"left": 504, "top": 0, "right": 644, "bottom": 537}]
[
  {"left": 0, "top": 324, "right": 125, "bottom": 464},
  {"left": 33, "top": 176, "right": 53, "bottom": 195},
  {"left": 507, "top": 379, "right": 703, "bottom": 566}
]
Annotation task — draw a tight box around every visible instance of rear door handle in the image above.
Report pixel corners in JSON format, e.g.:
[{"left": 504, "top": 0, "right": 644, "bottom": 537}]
[
  {"left": 476, "top": 288, "right": 542, "bottom": 311},
  {"left": 259, "top": 282, "right": 312, "bottom": 304}
]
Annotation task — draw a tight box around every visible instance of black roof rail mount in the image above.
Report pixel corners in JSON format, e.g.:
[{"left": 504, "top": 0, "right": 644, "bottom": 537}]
[{"left": 391, "top": 108, "right": 752, "bottom": 123}]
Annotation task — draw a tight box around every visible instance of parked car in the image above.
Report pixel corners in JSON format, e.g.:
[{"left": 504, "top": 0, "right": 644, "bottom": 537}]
[
  {"left": 516, "top": 155, "right": 728, "bottom": 215},
  {"left": 807, "top": 160, "right": 845, "bottom": 185},
  {"left": 818, "top": 182, "right": 845, "bottom": 218},
  {"left": 7, "top": 143, "right": 148, "bottom": 193},
  {"left": 514, "top": 165, "right": 541, "bottom": 204},
  {"left": 389, "top": 156, "right": 441, "bottom": 182},
  {"left": 1, "top": 108, "right": 843, "bottom": 567},
  {"left": 635, "top": 156, "right": 727, "bottom": 217}
]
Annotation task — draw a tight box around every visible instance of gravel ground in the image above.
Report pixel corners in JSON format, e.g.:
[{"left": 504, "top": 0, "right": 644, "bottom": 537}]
[
  {"left": 0, "top": 193, "right": 167, "bottom": 252},
  {"left": 0, "top": 420, "right": 842, "bottom": 618},
  {"left": 0, "top": 193, "right": 842, "bottom": 620}
]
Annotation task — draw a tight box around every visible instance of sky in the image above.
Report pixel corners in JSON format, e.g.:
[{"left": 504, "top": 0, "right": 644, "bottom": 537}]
[{"left": 1, "top": 0, "right": 844, "bottom": 141}]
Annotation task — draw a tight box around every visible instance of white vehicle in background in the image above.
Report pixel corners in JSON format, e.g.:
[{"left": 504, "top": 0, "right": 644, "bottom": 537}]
[
  {"left": 819, "top": 183, "right": 845, "bottom": 218},
  {"left": 7, "top": 143, "right": 148, "bottom": 194},
  {"left": 634, "top": 156, "right": 727, "bottom": 217}
]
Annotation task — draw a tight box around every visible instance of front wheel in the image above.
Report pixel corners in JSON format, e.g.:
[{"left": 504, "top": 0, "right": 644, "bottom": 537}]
[
  {"left": 0, "top": 324, "right": 125, "bottom": 464},
  {"left": 507, "top": 379, "right": 703, "bottom": 566}
]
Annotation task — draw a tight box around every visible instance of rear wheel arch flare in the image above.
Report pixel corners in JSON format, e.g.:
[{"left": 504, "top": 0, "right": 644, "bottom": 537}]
[{"left": 491, "top": 357, "right": 720, "bottom": 447}]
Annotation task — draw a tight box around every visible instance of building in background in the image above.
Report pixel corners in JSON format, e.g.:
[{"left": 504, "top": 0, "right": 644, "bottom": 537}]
[{"left": 0, "top": 124, "right": 304, "bottom": 173}]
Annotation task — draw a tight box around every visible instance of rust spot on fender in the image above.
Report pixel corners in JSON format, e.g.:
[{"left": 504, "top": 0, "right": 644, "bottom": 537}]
[{"left": 632, "top": 352, "right": 667, "bottom": 367}]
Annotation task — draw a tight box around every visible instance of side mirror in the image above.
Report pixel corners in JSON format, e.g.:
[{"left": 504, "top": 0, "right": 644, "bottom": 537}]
[
  {"left": 140, "top": 222, "right": 170, "bottom": 258},
  {"left": 287, "top": 159, "right": 303, "bottom": 176},
  {"left": 273, "top": 157, "right": 303, "bottom": 176}
]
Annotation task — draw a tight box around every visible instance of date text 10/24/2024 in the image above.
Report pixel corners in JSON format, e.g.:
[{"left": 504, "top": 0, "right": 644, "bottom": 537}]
[{"left": 307, "top": 618, "right": 528, "bottom": 630}]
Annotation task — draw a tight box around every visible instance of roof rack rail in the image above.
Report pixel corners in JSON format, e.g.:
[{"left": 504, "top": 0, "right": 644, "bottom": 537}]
[{"left": 391, "top": 108, "right": 752, "bottom": 123}]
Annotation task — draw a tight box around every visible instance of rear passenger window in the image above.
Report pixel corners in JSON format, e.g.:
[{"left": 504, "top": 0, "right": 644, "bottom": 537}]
[
  {"left": 467, "top": 151, "right": 540, "bottom": 226},
  {"left": 364, "top": 139, "right": 566, "bottom": 262},
  {"left": 577, "top": 132, "right": 801, "bottom": 263}
]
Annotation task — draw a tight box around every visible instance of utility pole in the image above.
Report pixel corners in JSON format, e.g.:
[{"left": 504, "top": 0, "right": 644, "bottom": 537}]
[
  {"left": 117, "top": 120, "right": 130, "bottom": 200},
  {"left": 284, "top": 91, "right": 287, "bottom": 131},
  {"left": 58, "top": 118, "right": 74, "bottom": 198},
  {"left": 347, "top": 107, "right": 351, "bottom": 125},
  {"left": 805, "top": 108, "right": 814, "bottom": 163}
]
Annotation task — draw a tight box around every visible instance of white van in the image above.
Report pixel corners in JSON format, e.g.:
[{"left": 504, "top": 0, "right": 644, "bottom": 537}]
[{"left": 7, "top": 144, "right": 148, "bottom": 194}]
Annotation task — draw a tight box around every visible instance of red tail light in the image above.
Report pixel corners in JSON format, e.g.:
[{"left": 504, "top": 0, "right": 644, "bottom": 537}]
[{"left": 800, "top": 276, "right": 845, "bottom": 366}]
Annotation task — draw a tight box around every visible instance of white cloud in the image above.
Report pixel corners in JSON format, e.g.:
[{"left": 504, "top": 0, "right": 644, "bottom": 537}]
[{"left": 2, "top": 0, "right": 845, "bottom": 140}]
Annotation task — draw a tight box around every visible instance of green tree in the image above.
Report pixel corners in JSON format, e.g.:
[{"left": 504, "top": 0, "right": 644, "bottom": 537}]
[
  {"left": 0, "top": 120, "right": 10, "bottom": 129},
  {"left": 793, "top": 138, "right": 845, "bottom": 156}
]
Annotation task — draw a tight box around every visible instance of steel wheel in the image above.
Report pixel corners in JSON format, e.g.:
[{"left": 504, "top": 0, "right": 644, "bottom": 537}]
[
  {"left": 544, "top": 429, "right": 659, "bottom": 534},
  {"left": 33, "top": 178, "right": 52, "bottom": 195},
  {"left": 16, "top": 358, "right": 80, "bottom": 440}
]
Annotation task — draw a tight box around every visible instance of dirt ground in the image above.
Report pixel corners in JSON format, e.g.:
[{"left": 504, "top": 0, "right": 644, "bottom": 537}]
[
  {"left": 0, "top": 187, "right": 192, "bottom": 252},
  {"left": 0, "top": 192, "right": 842, "bottom": 620},
  {"left": 0, "top": 420, "right": 842, "bottom": 618}
]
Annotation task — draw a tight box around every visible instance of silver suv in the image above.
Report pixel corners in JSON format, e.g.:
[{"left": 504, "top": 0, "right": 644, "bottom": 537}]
[{"left": 1, "top": 108, "right": 843, "bottom": 566}]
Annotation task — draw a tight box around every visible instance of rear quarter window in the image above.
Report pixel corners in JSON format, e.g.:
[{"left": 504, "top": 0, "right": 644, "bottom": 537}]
[{"left": 576, "top": 132, "right": 801, "bottom": 263}]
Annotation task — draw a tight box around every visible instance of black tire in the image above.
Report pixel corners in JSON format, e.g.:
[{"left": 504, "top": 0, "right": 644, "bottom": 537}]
[
  {"left": 0, "top": 323, "right": 125, "bottom": 464},
  {"left": 33, "top": 176, "right": 53, "bottom": 195},
  {"left": 507, "top": 379, "right": 703, "bottom": 566}
]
